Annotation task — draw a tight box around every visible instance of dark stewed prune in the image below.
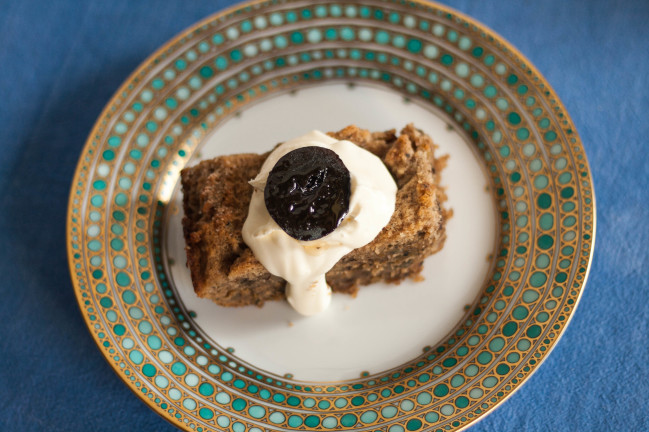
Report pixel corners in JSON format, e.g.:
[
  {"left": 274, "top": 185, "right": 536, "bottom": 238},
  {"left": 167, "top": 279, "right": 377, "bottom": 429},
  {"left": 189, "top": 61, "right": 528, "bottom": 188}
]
[{"left": 264, "top": 146, "right": 351, "bottom": 241}]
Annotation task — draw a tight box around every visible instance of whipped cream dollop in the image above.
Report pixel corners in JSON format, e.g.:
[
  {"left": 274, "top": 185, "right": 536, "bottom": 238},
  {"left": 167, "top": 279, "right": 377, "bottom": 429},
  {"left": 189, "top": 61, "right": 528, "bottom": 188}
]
[{"left": 242, "top": 131, "right": 397, "bottom": 316}]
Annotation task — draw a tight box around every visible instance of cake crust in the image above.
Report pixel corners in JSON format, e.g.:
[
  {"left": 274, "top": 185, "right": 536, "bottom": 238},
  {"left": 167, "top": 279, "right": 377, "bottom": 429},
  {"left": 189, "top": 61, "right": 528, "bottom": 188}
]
[{"left": 181, "top": 124, "right": 448, "bottom": 307}]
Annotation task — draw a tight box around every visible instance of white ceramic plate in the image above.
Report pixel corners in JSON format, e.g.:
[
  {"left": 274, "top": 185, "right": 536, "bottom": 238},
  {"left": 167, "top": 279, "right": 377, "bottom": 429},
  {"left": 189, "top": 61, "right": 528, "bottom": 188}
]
[{"left": 67, "top": 1, "right": 595, "bottom": 431}]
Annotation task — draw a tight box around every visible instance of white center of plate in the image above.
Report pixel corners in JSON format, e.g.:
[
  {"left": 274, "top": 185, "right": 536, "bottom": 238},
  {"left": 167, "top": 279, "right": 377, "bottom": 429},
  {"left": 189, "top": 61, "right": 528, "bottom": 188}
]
[{"left": 165, "top": 84, "right": 496, "bottom": 382}]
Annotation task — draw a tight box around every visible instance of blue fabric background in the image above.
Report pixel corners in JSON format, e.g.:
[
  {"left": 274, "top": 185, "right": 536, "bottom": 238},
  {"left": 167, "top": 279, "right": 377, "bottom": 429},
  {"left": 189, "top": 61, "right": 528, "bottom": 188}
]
[{"left": 1, "top": 0, "right": 647, "bottom": 430}]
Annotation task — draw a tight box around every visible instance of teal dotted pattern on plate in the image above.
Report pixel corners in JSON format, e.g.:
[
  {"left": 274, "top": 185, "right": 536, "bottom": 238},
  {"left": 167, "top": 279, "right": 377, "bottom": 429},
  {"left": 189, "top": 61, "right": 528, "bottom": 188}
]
[{"left": 67, "top": 1, "right": 594, "bottom": 431}]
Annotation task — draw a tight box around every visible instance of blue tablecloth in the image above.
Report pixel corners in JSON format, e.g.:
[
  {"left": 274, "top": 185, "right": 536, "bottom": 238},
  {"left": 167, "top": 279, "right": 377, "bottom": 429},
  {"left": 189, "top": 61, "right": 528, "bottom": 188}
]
[{"left": 1, "top": 1, "right": 647, "bottom": 430}]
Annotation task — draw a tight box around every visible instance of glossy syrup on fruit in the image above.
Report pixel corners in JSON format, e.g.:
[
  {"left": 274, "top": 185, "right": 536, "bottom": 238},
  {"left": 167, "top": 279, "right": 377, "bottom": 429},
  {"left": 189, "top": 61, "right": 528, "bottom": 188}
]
[{"left": 264, "top": 146, "right": 351, "bottom": 241}]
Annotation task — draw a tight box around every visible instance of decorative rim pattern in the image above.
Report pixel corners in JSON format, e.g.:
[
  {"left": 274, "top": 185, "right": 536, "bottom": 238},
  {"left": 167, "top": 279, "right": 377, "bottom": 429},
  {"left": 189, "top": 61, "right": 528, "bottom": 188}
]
[{"left": 66, "top": 1, "right": 596, "bottom": 431}]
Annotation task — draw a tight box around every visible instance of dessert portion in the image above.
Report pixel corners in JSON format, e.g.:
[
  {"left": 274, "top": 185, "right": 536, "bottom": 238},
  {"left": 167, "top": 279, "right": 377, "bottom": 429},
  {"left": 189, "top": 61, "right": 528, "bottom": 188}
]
[
  {"left": 242, "top": 130, "right": 397, "bottom": 315},
  {"left": 181, "top": 124, "right": 448, "bottom": 313}
]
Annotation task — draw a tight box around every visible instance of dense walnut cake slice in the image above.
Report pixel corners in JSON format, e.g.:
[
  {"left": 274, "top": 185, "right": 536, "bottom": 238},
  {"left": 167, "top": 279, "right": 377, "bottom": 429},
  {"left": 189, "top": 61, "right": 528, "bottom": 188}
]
[{"left": 180, "top": 124, "right": 448, "bottom": 307}]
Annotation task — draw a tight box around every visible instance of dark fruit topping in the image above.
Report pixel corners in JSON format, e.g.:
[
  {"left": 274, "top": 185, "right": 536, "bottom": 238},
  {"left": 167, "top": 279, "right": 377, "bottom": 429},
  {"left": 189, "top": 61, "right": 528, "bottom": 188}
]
[{"left": 264, "top": 146, "right": 351, "bottom": 241}]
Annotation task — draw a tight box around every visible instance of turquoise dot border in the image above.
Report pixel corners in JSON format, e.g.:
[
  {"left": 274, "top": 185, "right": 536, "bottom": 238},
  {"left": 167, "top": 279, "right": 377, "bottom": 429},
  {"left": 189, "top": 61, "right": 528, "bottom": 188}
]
[{"left": 67, "top": 1, "right": 595, "bottom": 431}]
